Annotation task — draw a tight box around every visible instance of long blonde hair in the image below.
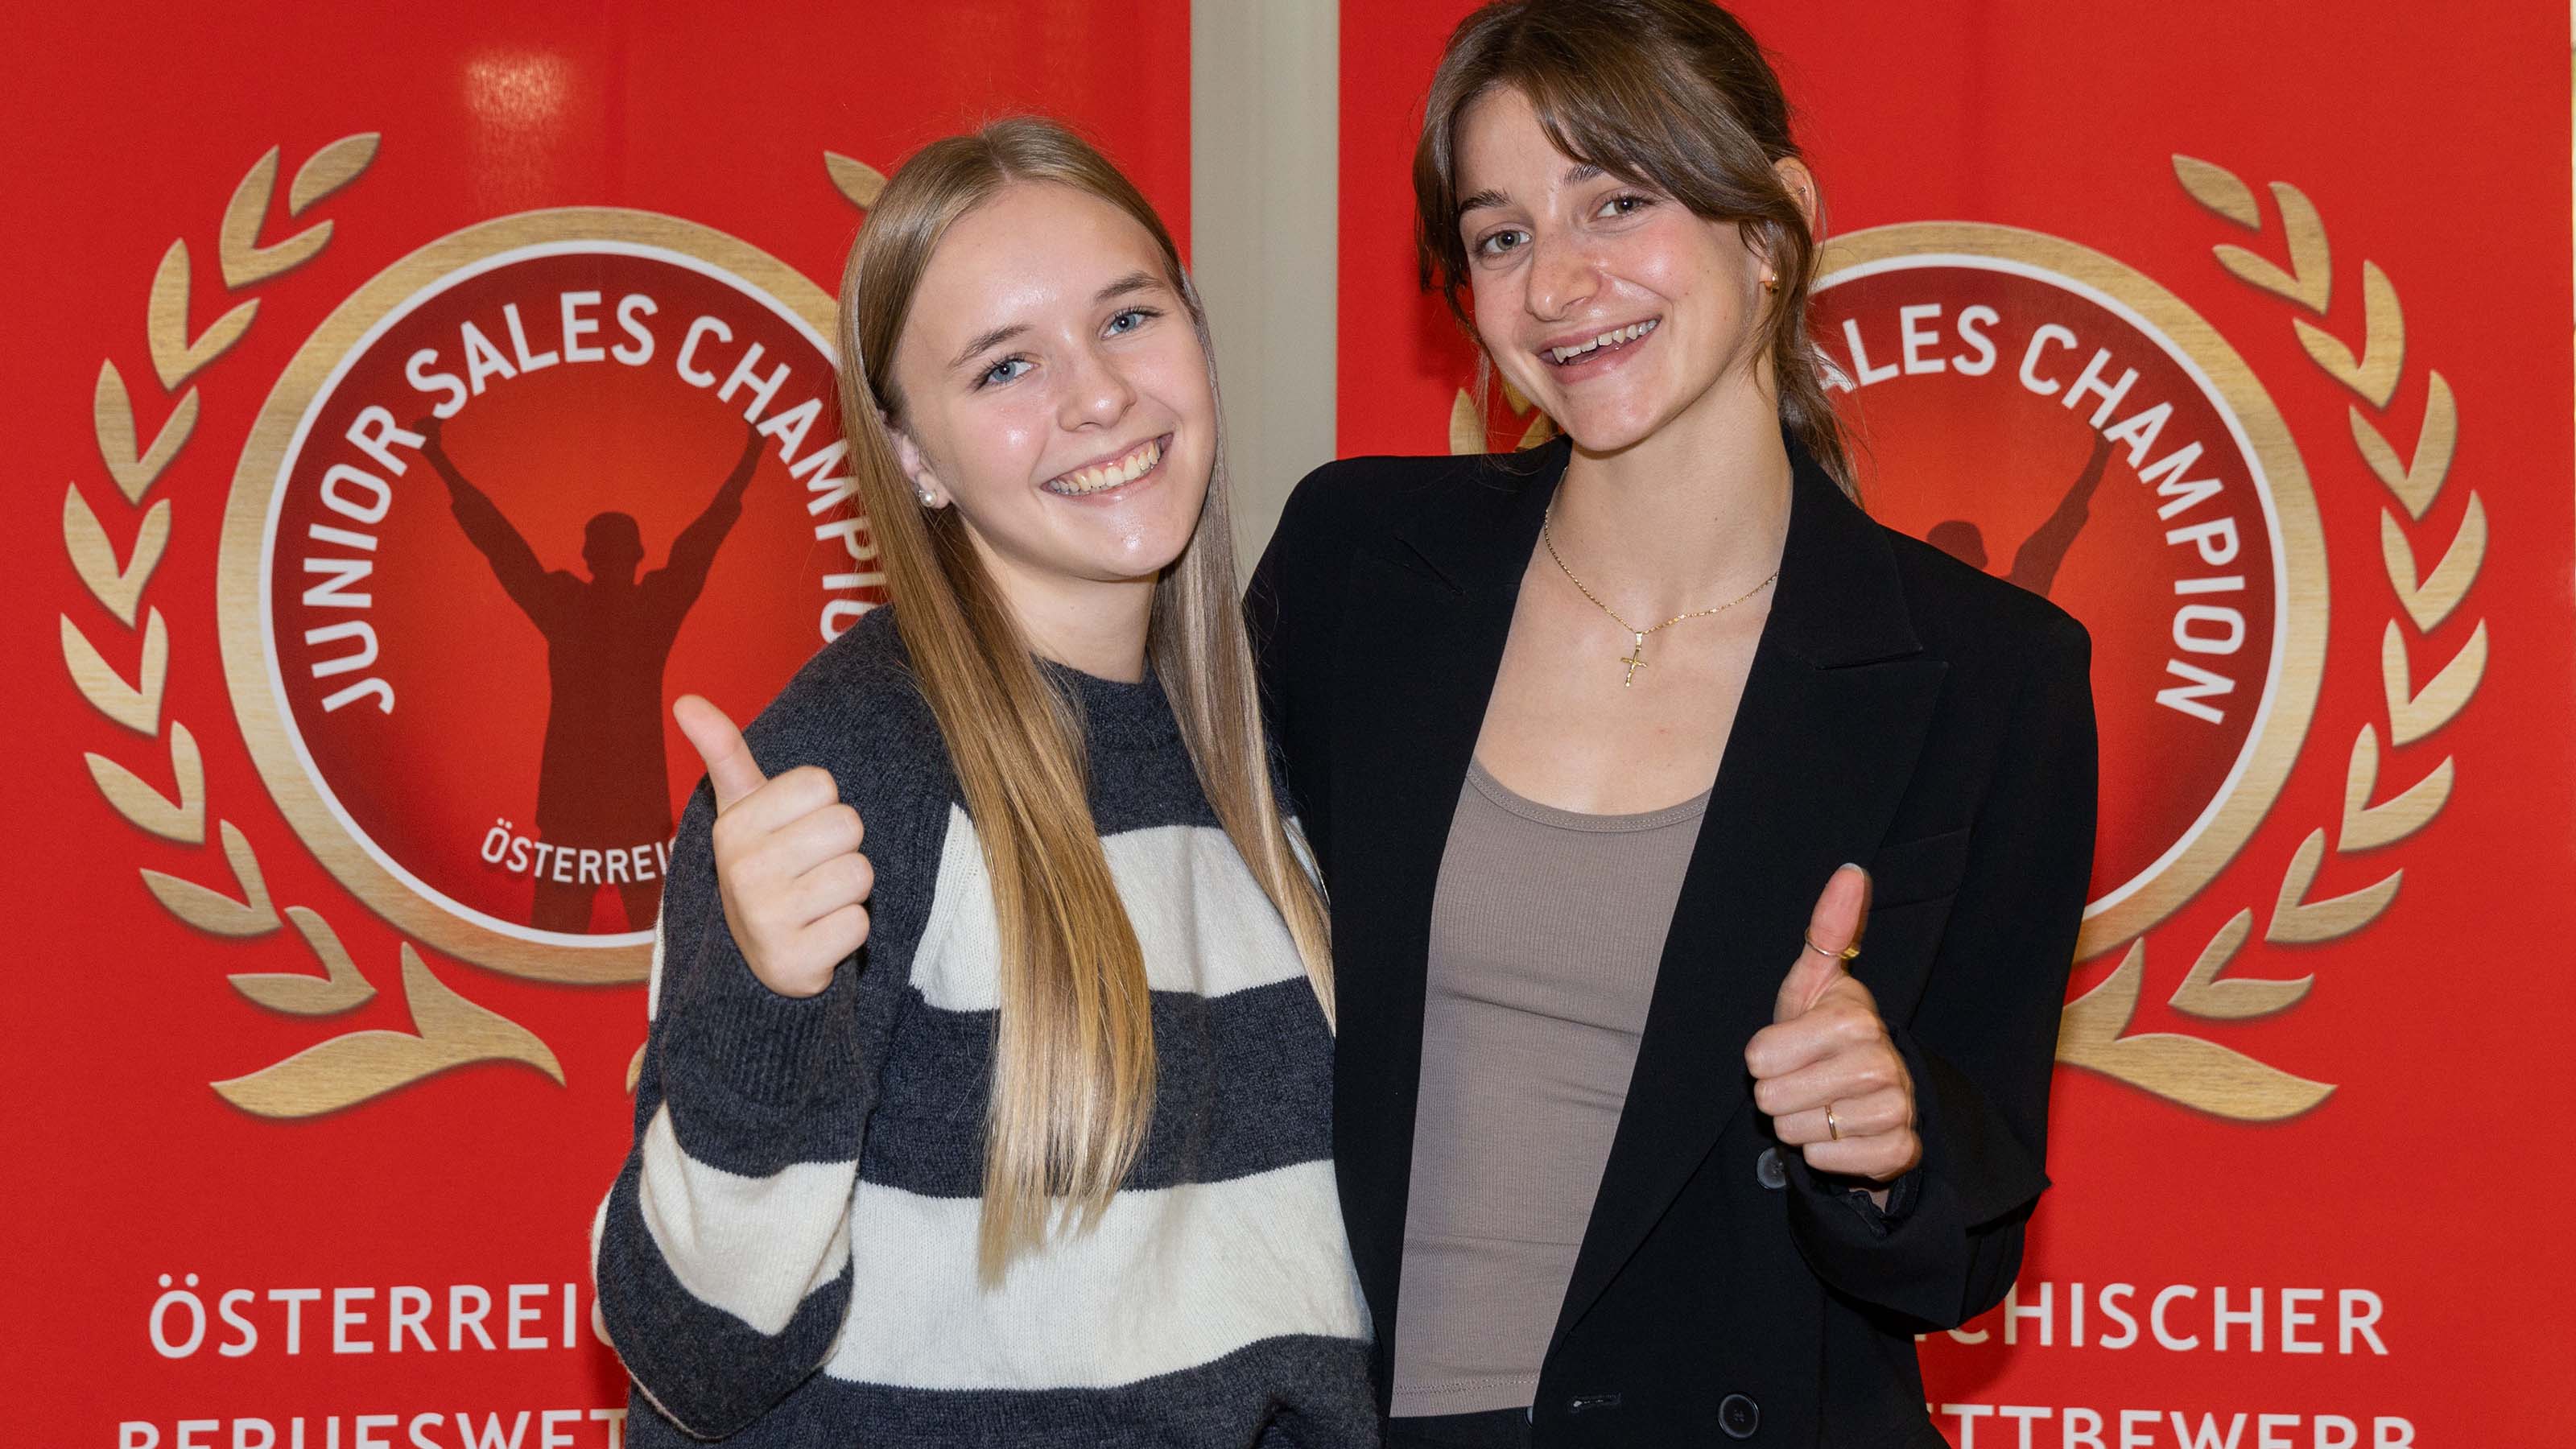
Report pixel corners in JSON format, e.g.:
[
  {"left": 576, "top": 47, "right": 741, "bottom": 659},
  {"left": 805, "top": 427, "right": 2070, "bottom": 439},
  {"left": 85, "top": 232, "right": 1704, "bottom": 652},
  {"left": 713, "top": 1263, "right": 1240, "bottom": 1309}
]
[{"left": 836, "top": 118, "right": 1333, "bottom": 1280}]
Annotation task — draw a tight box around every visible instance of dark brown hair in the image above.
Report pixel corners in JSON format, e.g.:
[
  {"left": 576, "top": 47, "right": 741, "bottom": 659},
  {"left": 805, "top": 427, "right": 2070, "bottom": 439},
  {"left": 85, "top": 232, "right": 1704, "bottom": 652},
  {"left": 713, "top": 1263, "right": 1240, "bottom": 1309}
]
[{"left": 1414, "top": 0, "right": 1852, "bottom": 492}]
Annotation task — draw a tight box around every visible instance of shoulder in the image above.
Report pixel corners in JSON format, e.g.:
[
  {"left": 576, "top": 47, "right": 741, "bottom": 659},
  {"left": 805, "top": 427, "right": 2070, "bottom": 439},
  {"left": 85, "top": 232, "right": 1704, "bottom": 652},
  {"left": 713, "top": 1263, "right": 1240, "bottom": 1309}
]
[
  {"left": 1877, "top": 520, "right": 2091, "bottom": 679},
  {"left": 1271, "top": 448, "right": 1534, "bottom": 559},
  {"left": 736, "top": 605, "right": 955, "bottom": 820}
]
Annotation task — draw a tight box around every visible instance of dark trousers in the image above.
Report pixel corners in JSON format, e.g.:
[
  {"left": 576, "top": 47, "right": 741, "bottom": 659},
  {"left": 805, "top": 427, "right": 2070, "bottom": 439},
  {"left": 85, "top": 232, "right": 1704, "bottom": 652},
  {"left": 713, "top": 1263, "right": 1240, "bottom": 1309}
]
[{"left": 1384, "top": 1406, "right": 1533, "bottom": 1449}]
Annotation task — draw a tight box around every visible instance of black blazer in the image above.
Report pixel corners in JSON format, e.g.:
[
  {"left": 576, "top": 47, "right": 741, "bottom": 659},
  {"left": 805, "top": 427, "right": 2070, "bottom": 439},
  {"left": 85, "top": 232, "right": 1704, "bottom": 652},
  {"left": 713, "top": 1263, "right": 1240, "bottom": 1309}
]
[{"left": 1248, "top": 437, "right": 2097, "bottom": 1448}]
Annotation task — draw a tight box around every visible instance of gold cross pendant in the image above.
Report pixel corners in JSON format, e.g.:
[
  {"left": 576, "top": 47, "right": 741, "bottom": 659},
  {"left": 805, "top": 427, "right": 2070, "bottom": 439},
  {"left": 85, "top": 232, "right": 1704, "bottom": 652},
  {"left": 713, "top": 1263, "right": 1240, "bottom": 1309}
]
[{"left": 1620, "top": 634, "right": 1649, "bottom": 687}]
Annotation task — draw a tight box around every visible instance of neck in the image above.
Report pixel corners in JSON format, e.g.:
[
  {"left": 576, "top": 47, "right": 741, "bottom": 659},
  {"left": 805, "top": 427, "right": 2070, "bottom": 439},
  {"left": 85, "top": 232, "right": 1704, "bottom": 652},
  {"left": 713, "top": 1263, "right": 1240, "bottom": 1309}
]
[
  {"left": 1550, "top": 376, "right": 1794, "bottom": 618},
  {"left": 971, "top": 537, "right": 1157, "bottom": 683}
]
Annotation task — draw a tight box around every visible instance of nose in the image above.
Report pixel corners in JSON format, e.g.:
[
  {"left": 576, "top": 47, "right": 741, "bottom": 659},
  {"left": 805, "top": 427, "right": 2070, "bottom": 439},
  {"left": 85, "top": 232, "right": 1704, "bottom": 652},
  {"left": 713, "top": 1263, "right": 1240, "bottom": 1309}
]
[
  {"left": 1057, "top": 340, "right": 1137, "bottom": 431},
  {"left": 1525, "top": 233, "right": 1600, "bottom": 323}
]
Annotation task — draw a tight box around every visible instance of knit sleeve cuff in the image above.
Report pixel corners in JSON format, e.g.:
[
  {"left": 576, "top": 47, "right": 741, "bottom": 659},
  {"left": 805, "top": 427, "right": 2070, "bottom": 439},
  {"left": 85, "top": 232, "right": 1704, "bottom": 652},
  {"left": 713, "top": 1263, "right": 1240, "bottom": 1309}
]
[{"left": 658, "top": 914, "right": 865, "bottom": 1117}]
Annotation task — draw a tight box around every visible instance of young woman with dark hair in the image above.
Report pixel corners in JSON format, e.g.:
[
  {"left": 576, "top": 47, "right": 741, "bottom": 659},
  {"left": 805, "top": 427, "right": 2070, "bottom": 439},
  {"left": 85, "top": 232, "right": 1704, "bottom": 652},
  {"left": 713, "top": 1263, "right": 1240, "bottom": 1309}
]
[{"left": 1252, "top": 2, "right": 2098, "bottom": 1443}]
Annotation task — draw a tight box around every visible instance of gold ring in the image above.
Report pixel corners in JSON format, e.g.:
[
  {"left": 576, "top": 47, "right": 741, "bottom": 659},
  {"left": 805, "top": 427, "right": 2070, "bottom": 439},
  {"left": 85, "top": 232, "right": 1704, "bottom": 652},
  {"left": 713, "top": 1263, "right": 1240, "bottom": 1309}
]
[
  {"left": 1825, "top": 1103, "right": 1842, "bottom": 1141},
  {"left": 1802, "top": 933, "right": 1862, "bottom": 962}
]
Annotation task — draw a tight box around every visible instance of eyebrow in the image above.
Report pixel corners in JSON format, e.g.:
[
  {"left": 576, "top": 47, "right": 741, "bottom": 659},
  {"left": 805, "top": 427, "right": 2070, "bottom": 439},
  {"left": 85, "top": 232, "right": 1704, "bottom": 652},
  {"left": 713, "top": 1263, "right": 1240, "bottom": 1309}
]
[
  {"left": 947, "top": 271, "right": 1166, "bottom": 371},
  {"left": 949, "top": 323, "right": 1026, "bottom": 371},
  {"left": 1456, "top": 163, "right": 1606, "bottom": 220},
  {"left": 1096, "top": 270, "right": 1161, "bottom": 303}
]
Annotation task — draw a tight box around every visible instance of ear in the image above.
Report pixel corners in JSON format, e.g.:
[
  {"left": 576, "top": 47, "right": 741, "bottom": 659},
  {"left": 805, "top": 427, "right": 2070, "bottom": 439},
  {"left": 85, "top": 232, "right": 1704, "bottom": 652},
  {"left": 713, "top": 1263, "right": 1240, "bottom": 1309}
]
[
  {"left": 886, "top": 421, "right": 949, "bottom": 509},
  {"left": 1772, "top": 156, "right": 1820, "bottom": 242}
]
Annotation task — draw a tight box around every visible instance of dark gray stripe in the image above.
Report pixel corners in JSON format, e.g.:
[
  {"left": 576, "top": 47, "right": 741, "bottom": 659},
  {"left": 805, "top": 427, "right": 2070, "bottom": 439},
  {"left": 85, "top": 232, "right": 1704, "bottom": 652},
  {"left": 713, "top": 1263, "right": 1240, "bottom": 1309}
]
[
  {"left": 596, "top": 1153, "right": 854, "bottom": 1440},
  {"left": 863, "top": 976, "right": 1335, "bottom": 1198},
  {"left": 621, "top": 1333, "right": 1378, "bottom": 1449}
]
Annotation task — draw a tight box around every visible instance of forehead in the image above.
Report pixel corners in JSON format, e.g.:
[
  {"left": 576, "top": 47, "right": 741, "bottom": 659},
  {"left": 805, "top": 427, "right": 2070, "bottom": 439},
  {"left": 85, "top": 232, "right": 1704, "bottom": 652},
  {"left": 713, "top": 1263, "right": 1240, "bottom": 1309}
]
[
  {"left": 1455, "top": 86, "right": 1579, "bottom": 192},
  {"left": 905, "top": 182, "right": 1170, "bottom": 343}
]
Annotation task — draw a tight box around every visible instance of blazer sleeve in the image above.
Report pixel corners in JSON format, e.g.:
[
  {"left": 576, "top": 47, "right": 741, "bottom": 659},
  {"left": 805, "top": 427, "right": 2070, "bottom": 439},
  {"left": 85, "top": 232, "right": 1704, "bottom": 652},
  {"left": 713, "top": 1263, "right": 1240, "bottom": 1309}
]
[
  {"left": 1785, "top": 611, "right": 2098, "bottom": 1330},
  {"left": 1246, "top": 464, "right": 1348, "bottom": 873}
]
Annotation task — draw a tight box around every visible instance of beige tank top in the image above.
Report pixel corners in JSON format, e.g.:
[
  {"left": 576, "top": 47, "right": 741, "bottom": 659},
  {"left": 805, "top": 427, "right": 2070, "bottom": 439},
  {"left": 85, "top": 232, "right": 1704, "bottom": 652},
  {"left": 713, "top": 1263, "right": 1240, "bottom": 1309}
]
[{"left": 1389, "top": 758, "right": 1711, "bottom": 1418}]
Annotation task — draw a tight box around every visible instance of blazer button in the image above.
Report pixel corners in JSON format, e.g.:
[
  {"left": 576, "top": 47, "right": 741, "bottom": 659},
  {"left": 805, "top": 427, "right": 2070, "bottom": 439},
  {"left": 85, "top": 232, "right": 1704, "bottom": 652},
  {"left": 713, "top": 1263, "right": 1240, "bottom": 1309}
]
[
  {"left": 1757, "top": 1146, "right": 1787, "bottom": 1190},
  {"left": 1719, "top": 1393, "right": 1760, "bottom": 1439}
]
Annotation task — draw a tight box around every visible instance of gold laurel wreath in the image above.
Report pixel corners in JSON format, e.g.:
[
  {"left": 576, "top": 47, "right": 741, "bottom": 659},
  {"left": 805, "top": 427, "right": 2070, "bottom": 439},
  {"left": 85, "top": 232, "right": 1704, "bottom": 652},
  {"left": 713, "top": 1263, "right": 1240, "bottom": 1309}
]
[
  {"left": 2051, "top": 158, "right": 2484, "bottom": 1120},
  {"left": 60, "top": 137, "right": 566, "bottom": 1118}
]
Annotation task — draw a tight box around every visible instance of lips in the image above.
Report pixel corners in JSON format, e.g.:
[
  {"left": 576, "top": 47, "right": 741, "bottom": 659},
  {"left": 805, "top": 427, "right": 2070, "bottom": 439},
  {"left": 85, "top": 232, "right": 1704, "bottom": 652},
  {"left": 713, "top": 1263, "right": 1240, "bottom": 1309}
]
[
  {"left": 1543, "top": 317, "right": 1659, "bottom": 366},
  {"left": 1043, "top": 435, "right": 1166, "bottom": 497}
]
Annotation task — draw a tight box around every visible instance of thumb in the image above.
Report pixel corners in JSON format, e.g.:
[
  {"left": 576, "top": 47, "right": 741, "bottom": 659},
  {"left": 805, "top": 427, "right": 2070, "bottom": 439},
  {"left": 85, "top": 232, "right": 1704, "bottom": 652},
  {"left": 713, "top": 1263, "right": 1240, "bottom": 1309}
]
[
  {"left": 673, "top": 695, "right": 766, "bottom": 811},
  {"left": 1774, "top": 863, "right": 1871, "bottom": 1023}
]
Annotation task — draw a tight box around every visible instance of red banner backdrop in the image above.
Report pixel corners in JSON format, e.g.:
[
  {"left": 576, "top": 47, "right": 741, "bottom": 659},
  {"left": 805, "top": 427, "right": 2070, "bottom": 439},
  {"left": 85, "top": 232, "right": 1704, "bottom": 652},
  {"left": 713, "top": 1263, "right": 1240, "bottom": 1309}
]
[
  {"left": 10, "top": 2, "right": 2574, "bottom": 1443},
  {"left": 1341, "top": 2, "right": 2573, "bottom": 1443},
  {"left": 4, "top": 3, "right": 1185, "bottom": 1442}
]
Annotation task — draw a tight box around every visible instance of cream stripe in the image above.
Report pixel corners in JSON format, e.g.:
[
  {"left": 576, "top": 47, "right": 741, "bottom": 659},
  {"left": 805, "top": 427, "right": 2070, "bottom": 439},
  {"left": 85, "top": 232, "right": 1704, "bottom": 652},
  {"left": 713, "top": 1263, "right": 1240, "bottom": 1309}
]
[
  {"left": 824, "top": 1158, "right": 1367, "bottom": 1389},
  {"left": 636, "top": 1103, "right": 857, "bottom": 1336},
  {"left": 910, "top": 806, "right": 1310, "bottom": 1013}
]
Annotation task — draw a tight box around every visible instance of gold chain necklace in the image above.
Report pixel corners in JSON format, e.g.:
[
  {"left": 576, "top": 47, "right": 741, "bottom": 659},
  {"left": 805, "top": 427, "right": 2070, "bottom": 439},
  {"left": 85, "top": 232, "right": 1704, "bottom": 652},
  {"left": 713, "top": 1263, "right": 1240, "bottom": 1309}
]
[{"left": 1542, "top": 502, "right": 1779, "bottom": 687}]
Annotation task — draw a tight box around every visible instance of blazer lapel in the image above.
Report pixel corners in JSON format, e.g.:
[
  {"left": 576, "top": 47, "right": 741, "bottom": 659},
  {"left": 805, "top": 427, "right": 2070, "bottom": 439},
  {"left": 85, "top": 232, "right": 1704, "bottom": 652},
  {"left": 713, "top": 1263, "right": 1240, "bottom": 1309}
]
[
  {"left": 1550, "top": 451, "right": 1949, "bottom": 1352},
  {"left": 1329, "top": 444, "right": 1570, "bottom": 1373}
]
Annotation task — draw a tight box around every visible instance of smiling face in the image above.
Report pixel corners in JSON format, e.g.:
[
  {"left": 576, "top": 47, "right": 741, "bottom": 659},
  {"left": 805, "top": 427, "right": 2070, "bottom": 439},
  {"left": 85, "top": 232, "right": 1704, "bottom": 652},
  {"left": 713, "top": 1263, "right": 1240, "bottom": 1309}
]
[
  {"left": 1455, "top": 85, "right": 1777, "bottom": 456},
  {"left": 886, "top": 180, "right": 1216, "bottom": 613}
]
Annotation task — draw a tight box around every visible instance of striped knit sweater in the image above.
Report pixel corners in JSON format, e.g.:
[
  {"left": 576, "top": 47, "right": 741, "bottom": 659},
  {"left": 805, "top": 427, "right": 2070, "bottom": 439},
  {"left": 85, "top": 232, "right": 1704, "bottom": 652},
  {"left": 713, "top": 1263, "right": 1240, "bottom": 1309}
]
[{"left": 592, "top": 607, "right": 1377, "bottom": 1447}]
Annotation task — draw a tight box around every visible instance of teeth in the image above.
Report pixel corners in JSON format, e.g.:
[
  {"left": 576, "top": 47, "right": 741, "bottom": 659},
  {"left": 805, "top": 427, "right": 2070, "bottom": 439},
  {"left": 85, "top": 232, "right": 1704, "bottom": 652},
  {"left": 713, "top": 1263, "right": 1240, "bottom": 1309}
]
[
  {"left": 1550, "top": 319, "right": 1657, "bottom": 365},
  {"left": 1048, "top": 437, "right": 1162, "bottom": 495}
]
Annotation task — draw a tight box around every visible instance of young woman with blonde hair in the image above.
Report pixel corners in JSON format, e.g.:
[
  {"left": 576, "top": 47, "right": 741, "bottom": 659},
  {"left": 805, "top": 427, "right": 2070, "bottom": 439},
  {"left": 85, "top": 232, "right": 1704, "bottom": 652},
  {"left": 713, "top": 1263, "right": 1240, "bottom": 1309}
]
[{"left": 592, "top": 118, "right": 1375, "bottom": 1447}]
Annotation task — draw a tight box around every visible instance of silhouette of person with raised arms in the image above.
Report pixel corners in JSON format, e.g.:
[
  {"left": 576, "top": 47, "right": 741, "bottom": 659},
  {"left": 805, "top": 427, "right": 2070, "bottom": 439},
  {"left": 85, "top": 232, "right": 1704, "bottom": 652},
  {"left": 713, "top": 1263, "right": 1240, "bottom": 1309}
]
[
  {"left": 1926, "top": 431, "right": 2115, "bottom": 600},
  {"left": 418, "top": 415, "right": 763, "bottom": 932}
]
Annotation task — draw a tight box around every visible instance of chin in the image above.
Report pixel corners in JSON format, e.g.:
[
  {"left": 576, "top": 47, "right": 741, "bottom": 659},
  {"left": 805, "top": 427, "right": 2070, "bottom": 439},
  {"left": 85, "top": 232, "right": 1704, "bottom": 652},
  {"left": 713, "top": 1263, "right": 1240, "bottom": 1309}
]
[{"left": 1545, "top": 398, "right": 1665, "bottom": 455}]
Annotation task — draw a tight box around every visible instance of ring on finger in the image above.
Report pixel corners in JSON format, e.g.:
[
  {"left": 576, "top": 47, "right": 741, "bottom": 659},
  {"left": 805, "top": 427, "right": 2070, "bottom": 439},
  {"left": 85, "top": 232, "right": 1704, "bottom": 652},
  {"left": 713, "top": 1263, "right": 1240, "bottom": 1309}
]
[
  {"left": 1802, "top": 932, "right": 1862, "bottom": 962},
  {"left": 1825, "top": 1101, "right": 1843, "bottom": 1141}
]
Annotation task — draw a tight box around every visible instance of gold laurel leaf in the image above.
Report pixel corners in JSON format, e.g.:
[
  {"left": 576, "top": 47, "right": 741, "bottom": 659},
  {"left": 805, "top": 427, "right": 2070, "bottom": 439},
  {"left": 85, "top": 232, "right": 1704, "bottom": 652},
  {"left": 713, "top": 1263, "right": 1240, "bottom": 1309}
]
[
  {"left": 2264, "top": 828, "right": 2399, "bottom": 945},
  {"left": 2350, "top": 371, "right": 2456, "bottom": 520},
  {"left": 1501, "top": 376, "right": 1535, "bottom": 415},
  {"left": 2171, "top": 155, "right": 2261, "bottom": 229},
  {"left": 63, "top": 486, "right": 171, "bottom": 627},
  {"left": 140, "top": 819, "right": 284, "bottom": 938},
  {"left": 2058, "top": 941, "right": 2334, "bottom": 1120},
  {"left": 60, "top": 606, "right": 167, "bottom": 735},
  {"left": 2165, "top": 909, "right": 2313, "bottom": 1021},
  {"left": 626, "top": 1040, "right": 647, "bottom": 1094},
  {"left": 228, "top": 906, "right": 380, "bottom": 1016},
  {"left": 824, "top": 151, "right": 887, "bottom": 209},
  {"left": 2381, "top": 616, "right": 2487, "bottom": 747},
  {"left": 221, "top": 145, "right": 333, "bottom": 290},
  {"left": 1448, "top": 388, "right": 1485, "bottom": 456},
  {"left": 92, "top": 361, "right": 199, "bottom": 504},
  {"left": 2212, "top": 183, "right": 2330, "bottom": 314},
  {"left": 210, "top": 944, "right": 564, "bottom": 1118},
  {"left": 2339, "top": 724, "right": 2452, "bottom": 854},
  {"left": 148, "top": 239, "right": 258, "bottom": 391},
  {"left": 288, "top": 132, "right": 379, "bottom": 217},
  {"left": 1517, "top": 409, "right": 1557, "bottom": 451},
  {"left": 2380, "top": 493, "right": 2483, "bottom": 634},
  {"left": 84, "top": 719, "right": 205, "bottom": 845},
  {"left": 2292, "top": 260, "right": 2403, "bottom": 408}
]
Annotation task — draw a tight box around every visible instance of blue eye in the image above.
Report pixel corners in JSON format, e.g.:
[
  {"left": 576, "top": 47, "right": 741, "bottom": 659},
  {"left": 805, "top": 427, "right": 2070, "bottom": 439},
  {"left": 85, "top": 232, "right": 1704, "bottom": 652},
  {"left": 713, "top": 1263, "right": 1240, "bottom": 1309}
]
[
  {"left": 979, "top": 357, "right": 1030, "bottom": 388},
  {"left": 1106, "top": 307, "right": 1158, "bottom": 336}
]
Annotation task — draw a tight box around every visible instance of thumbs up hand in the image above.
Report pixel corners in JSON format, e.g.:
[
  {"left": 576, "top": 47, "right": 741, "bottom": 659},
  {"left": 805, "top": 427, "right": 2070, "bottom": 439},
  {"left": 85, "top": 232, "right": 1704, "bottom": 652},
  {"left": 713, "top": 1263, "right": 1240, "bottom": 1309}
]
[
  {"left": 673, "top": 695, "right": 873, "bottom": 999},
  {"left": 1744, "top": 865, "right": 1921, "bottom": 1185}
]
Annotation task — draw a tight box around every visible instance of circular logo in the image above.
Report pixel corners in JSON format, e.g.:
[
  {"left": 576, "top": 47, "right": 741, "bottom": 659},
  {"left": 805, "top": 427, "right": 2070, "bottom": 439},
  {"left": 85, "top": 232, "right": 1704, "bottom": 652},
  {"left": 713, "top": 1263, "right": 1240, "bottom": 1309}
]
[
  {"left": 221, "top": 208, "right": 880, "bottom": 984},
  {"left": 1813, "top": 223, "right": 2325, "bottom": 956}
]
